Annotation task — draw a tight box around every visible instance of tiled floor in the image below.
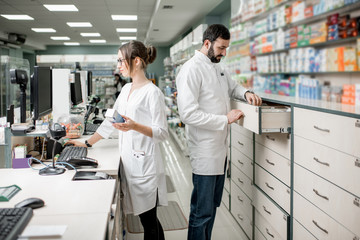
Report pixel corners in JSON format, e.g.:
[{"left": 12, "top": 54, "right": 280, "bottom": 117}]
[{"left": 125, "top": 136, "right": 247, "bottom": 240}]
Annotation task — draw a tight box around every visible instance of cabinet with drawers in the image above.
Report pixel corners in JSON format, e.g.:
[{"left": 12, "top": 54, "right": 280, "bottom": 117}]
[
  {"left": 229, "top": 97, "right": 360, "bottom": 239},
  {"left": 293, "top": 107, "right": 360, "bottom": 240}
]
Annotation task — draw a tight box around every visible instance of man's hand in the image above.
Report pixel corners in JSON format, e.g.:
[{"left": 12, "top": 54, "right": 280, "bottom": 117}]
[
  {"left": 227, "top": 109, "right": 244, "bottom": 124},
  {"left": 245, "top": 92, "right": 262, "bottom": 106}
]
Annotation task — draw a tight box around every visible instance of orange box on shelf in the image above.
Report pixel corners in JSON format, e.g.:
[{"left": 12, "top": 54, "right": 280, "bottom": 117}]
[
  {"left": 336, "top": 47, "right": 345, "bottom": 71},
  {"left": 341, "top": 95, "right": 356, "bottom": 105},
  {"left": 344, "top": 47, "right": 357, "bottom": 71}
]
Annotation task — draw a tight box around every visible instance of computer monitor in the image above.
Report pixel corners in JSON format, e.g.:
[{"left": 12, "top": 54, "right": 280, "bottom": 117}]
[
  {"left": 87, "top": 71, "right": 93, "bottom": 96},
  {"left": 71, "top": 72, "right": 83, "bottom": 105},
  {"left": 31, "top": 66, "right": 53, "bottom": 120}
]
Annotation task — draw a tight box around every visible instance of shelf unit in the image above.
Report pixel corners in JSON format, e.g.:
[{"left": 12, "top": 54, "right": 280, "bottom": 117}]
[{"left": 227, "top": 1, "right": 360, "bottom": 240}]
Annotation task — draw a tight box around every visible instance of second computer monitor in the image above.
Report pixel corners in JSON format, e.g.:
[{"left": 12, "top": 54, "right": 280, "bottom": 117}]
[
  {"left": 31, "top": 66, "right": 53, "bottom": 120},
  {"left": 71, "top": 72, "right": 83, "bottom": 106},
  {"left": 87, "top": 71, "right": 93, "bottom": 96}
]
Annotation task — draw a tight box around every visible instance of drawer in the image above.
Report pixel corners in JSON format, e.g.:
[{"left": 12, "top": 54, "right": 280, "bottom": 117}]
[
  {"left": 253, "top": 187, "right": 289, "bottom": 240},
  {"left": 231, "top": 180, "right": 252, "bottom": 220},
  {"left": 255, "top": 209, "right": 286, "bottom": 240},
  {"left": 231, "top": 130, "right": 253, "bottom": 160},
  {"left": 255, "top": 142, "right": 290, "bottom": 186},
  {"left": 255, "top": 133, "right": 291, "bottom": 160},
  {"left": 222, "top": 188, "right": 230, "bottom": 210},
  {"left": 231, "top": 163, "right": 254, "bottom": 200},
  {"left": 293, "top": 219, "right": 317, "bottom": 240},
  {"left": 230, "top": 198, "right": 253, "bottom": 239},
  {"left": 255, "top": 164, "right": 290, "bottom": 213},
  {"left": 231, "top": 122, "right": 253, "bottom": 139},
  {"left": 231, "top": 99, "right": 291, "bottom": 134},
  {"left": 294, "top": 163, "right": 360, "bottom": 237},
  {"left": 294, "top": 135, "right": 360, "bottom": 198},
  {"left": 231, "top": 147, "right": 253, "bottom": 180},
  {"left": 294, "top": 192, "right": 359, "bottom": 240},
  {"left": 254, "top": 226, "right": 267, "bottom": 240},
  {"left": 294, "top": 107, "right": 360, "bottom": 158}
]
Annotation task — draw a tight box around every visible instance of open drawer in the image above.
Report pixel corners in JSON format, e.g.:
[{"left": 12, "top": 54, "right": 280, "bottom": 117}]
[{"left": 231, "top": 99, "right": 291, "bottom": 134}]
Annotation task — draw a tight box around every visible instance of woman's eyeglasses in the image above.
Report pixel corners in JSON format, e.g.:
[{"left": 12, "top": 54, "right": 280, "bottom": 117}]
[{"left": 117, "top": 58, "right": 126, "bottom": 65}]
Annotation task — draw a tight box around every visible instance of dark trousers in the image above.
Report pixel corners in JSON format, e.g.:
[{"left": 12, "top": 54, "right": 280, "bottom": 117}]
[
  {"left": 187, "top": 160, "right": 227, "bottom": 240},
  {"left": 139, "top": 203, "right": 165, "bottom": 240}
]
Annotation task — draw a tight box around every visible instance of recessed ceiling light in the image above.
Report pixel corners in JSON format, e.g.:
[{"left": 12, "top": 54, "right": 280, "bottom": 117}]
[
  {"left": 89, "top": 39, "right": 106, "bottom": 43},
  {"left": 121, "top": 42, "right": 128, "bottom": 45},
  {"left": 64, "top": 42, "right": 80, "bottom": 46},
  {"left": 1, "top": 15, "right": 34, "bottom": 20},
  {"left": 116, "top": 28, "right": 137, "bottom": 33},
  {"left": 51, "top": 36, "right": 70, "bottom": 40},
  {"left": 119, "top": 36, "right": 136, "bottom": 40},
  {"left": 111, "top": 15, "right": 137, "bottom": 21},
  {"left": 80, "top": 33, "right": 101, "bottom": 37},
  {"left": 44, "top": 4, "right": 78, "bottom": 11},
  {"left": 31, "top": 28, "right": 56, "bottom": 32},
  {"left": 67, "top": 22, "right": 92, "bottom": 27}
]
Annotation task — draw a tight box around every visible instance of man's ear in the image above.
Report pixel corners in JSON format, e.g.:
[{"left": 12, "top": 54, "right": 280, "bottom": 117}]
[{"left": 204, "top": 39, "right": 211, "bottom": 50}]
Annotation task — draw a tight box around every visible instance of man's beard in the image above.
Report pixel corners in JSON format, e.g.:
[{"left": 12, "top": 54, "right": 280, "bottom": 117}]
[{"left": 207, "top": 44, "right": 223, "bottom": 63}]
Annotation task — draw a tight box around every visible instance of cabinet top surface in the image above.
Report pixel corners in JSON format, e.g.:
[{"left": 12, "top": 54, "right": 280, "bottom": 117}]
[{"left": 256, "top": 93, "right": 360, "bottom": 118}]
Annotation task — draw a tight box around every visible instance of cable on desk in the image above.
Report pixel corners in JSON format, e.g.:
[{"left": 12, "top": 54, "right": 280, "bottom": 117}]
[{"left": 27, "top": 157, "right": 78, "bottom": 173}]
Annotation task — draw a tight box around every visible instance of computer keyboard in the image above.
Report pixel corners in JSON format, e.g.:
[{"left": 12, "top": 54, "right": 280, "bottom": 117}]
[
  {"left": 85, "top": 123, "right": 100, "bottom": 132},
  {"left": 57, "top": 146, "right": 88, "bottom": 163},
  {"left": 0, "top": 207, "right": 33, "bottom": 240}
]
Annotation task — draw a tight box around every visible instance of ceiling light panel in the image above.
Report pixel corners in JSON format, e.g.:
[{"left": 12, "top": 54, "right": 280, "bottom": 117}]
[
  {"left": 80, "top": 33, "right": 101, "bottom": 37},
  {"left": 1, "top": 15, "right": 34, "bottom": 20},
  {"left": 51, "top": 36, "right": 70, "bottom": 40},
  {"left": 64, "top": 42, "right": 80, "bottom": 46},
  {"left": 67, "top": 22, "right": 92, "bottom": 27},
  {"left": 89, "top": 40, "right": 106, "bottom": 43},
  {"left": 32, "top": 28, "right": 56, "bottom": 32},
  {"left": 116, "top": 28, "right": 137, "bottom": 32},
  {"left": 119, "top": 36, "right": 136, "bottom": 40},
  {"left": 44, "top": 4, "right": 79, "bottom": 11},
  {"left": 111, "top": 15, "right": 137, "bottom": 20}
]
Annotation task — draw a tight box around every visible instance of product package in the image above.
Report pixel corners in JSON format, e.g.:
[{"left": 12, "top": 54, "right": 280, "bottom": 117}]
[{"left": 105, "top": 109, "right": 125, "bottom": 123}]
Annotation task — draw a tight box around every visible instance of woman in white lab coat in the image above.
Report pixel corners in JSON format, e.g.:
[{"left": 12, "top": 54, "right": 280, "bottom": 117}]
[{"left": 69, "top": 40, "right": 168, "bottom": 240}]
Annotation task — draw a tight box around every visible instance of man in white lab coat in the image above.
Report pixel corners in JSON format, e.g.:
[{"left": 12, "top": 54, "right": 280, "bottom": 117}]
[{"left": 176, "top": 24, "right": 262, "bottom": 240}]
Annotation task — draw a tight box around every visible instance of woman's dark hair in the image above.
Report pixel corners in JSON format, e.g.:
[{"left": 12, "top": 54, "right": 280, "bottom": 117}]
[
  {"left": 119, "top": 40, "right": 157, "bottom": 73},
  {"left": 202, "top": 24, "right": 230, "bottom": 43}
]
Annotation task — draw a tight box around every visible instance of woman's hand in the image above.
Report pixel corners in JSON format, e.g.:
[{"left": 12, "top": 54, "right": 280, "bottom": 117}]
[
  {"left": 65, "top": 140, "right": 87, "bottom": 148},
  {"left": 112, "top": 115, "right": 136, "bottom": 132}
]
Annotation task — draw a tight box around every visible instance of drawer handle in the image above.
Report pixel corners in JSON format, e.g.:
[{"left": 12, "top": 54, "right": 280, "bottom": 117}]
[
  {"left": 312, "top": 220, "right": 328, "bottom": 234},
  {"left": 266, "top": 159, "right": 275, "bottom": 166},
  {"left": 356, "top": 120, "right": 360, "bottom": 128},
  {"left": 313, "top": 189, "right": 329, "bottom": 201},
  {"left": 313, "top": 125, "right": 330, "bottom": 133},
  {"left": 266, "top": 135, "right": 275, "bottom": 141},
  {"left": 266, "top": 228, "right": 274, "bottom": 238},
  {"left": 237, "top": 159, "right": 244, "bottom": 165},
  {"left": 237, "top": 214, "right": 243, "bottom": 221},
  {"left": 237, "top": 141, "right": 244, "bottom": 146},
  {"left": 355, "top": 159, "right": 360, "bottom": 168},
  {"left": 263, "top": 205, "right": 271, "bottom": 215},
  {"left": 237, "top": 196, "right": 243, "bottom": 202},
  {"left": 237, "top": 178, "right": 244, "bottom": 184},
  {"left": 265, "top": 182, "right": 274, "bottom": 190},
  {"left": 313, "top": 157, "right": 330, "bottom": 167}
]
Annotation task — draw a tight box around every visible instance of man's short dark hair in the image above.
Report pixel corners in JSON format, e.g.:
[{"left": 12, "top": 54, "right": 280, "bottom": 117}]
[{"left": 202, "top": 24, "right": 230, "bottom": 43}]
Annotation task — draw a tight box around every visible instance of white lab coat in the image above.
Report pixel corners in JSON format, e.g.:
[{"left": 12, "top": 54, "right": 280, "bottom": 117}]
[
  {"left": 176, "top": 50, "right": 248, "bottom": 175},
  {"left": 96, "top": 82, "right": 168, "bottom": 215}
]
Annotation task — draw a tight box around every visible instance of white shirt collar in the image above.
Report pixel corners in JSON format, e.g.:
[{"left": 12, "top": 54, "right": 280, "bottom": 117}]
[{"left": 194, "top": 50, "right": 213, "bottom": 65}]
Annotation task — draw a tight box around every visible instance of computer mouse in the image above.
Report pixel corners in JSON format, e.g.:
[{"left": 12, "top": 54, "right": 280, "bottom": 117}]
[
  {"left": 67, "top": 157, "right": 98, "bottom": 168},
  {"left": 15, "top": 197, "right": 45, "bottom": 209}
]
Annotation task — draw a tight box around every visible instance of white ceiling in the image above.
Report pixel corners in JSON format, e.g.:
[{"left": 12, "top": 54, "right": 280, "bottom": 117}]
[{"left": 0, "top": 0, "right": 225, "bottom": 50}]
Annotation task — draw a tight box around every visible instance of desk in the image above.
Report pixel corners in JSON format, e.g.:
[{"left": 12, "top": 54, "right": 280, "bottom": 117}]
[{"left": 0, "top": 138, "right": 122, "bottom": 240}]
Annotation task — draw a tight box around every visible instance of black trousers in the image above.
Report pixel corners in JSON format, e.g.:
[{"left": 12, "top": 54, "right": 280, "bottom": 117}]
[{"left": 138, "top": 202, "right": 165, "bottom": 240}]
